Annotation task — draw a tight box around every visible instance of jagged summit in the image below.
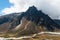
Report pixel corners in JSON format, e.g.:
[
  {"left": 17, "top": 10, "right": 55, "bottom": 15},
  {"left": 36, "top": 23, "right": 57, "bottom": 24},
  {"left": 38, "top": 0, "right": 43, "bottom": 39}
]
[
  {"left": 26, "top": 6, "right": 46, "bottom": 16},
  {"left": 26, "top": 6, "right": 38, "bottom": 13}
]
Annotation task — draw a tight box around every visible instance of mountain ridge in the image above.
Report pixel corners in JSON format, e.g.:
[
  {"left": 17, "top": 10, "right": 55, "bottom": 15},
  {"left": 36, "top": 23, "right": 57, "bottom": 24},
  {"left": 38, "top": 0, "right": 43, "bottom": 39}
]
[{"left": 0, "top": 6, "right": 60, "bottom": 35}]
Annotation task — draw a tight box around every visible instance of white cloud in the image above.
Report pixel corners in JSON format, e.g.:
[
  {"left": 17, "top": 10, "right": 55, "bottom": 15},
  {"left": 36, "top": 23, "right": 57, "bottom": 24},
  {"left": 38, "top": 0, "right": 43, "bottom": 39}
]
[
  {"left": 1, "top": 0, "right": 60, "bottom": 19},
  {"left": 2, "top": 0, "right": 40, "bottom": 14},
  {"left": 40, "top": 0, "right": 60, "bottom": 19}
]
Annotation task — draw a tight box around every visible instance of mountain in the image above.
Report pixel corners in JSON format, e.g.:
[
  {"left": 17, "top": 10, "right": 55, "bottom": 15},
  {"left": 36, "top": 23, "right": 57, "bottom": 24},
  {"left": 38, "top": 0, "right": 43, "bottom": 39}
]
[
  {"left": 0, "top": 6, "right": 60, "bottom": 36},
  {"left": 54, "top": 20, "right": 60, "bottom": 25},
  {"left": 0, "top": 13, "right": 21, "bottom": 32},
  {"left": 9, "top": 6, "right": 60, "bottom": 36}
]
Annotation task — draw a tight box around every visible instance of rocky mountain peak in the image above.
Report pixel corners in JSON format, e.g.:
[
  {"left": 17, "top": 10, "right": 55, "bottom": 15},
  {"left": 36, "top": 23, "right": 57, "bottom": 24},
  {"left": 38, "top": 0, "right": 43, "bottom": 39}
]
[{"left": 26, "top": 6, "right": 38, "bottom": 13}]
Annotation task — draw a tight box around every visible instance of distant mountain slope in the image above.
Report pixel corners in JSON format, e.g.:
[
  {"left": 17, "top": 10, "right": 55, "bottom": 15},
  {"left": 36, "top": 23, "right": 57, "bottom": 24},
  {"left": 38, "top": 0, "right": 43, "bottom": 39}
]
[
  {"left": 54, "top": 20, "right": 60, "bottom": 25},
  {"left": 0, "top": 13, "right": 21, "bottom": 32}
]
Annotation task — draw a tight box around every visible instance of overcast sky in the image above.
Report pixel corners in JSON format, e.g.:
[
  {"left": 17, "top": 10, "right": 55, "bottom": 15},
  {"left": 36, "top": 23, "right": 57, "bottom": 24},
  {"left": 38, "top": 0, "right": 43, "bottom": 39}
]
[{"left": 0, "top": 0, "right": 60, "bottom": 19}]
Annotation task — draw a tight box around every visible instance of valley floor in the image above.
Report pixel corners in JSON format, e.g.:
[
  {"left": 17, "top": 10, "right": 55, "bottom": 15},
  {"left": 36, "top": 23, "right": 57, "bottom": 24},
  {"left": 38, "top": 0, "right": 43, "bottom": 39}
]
[{"left": 0, "top": 32, "right": 60, "bottom": 40}]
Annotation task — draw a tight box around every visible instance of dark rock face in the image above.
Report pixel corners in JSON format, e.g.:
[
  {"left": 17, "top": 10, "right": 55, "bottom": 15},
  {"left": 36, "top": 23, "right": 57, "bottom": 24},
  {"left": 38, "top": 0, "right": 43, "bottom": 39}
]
[{"left": 0, "top": 17, "right": 9, "bottom": 25}]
